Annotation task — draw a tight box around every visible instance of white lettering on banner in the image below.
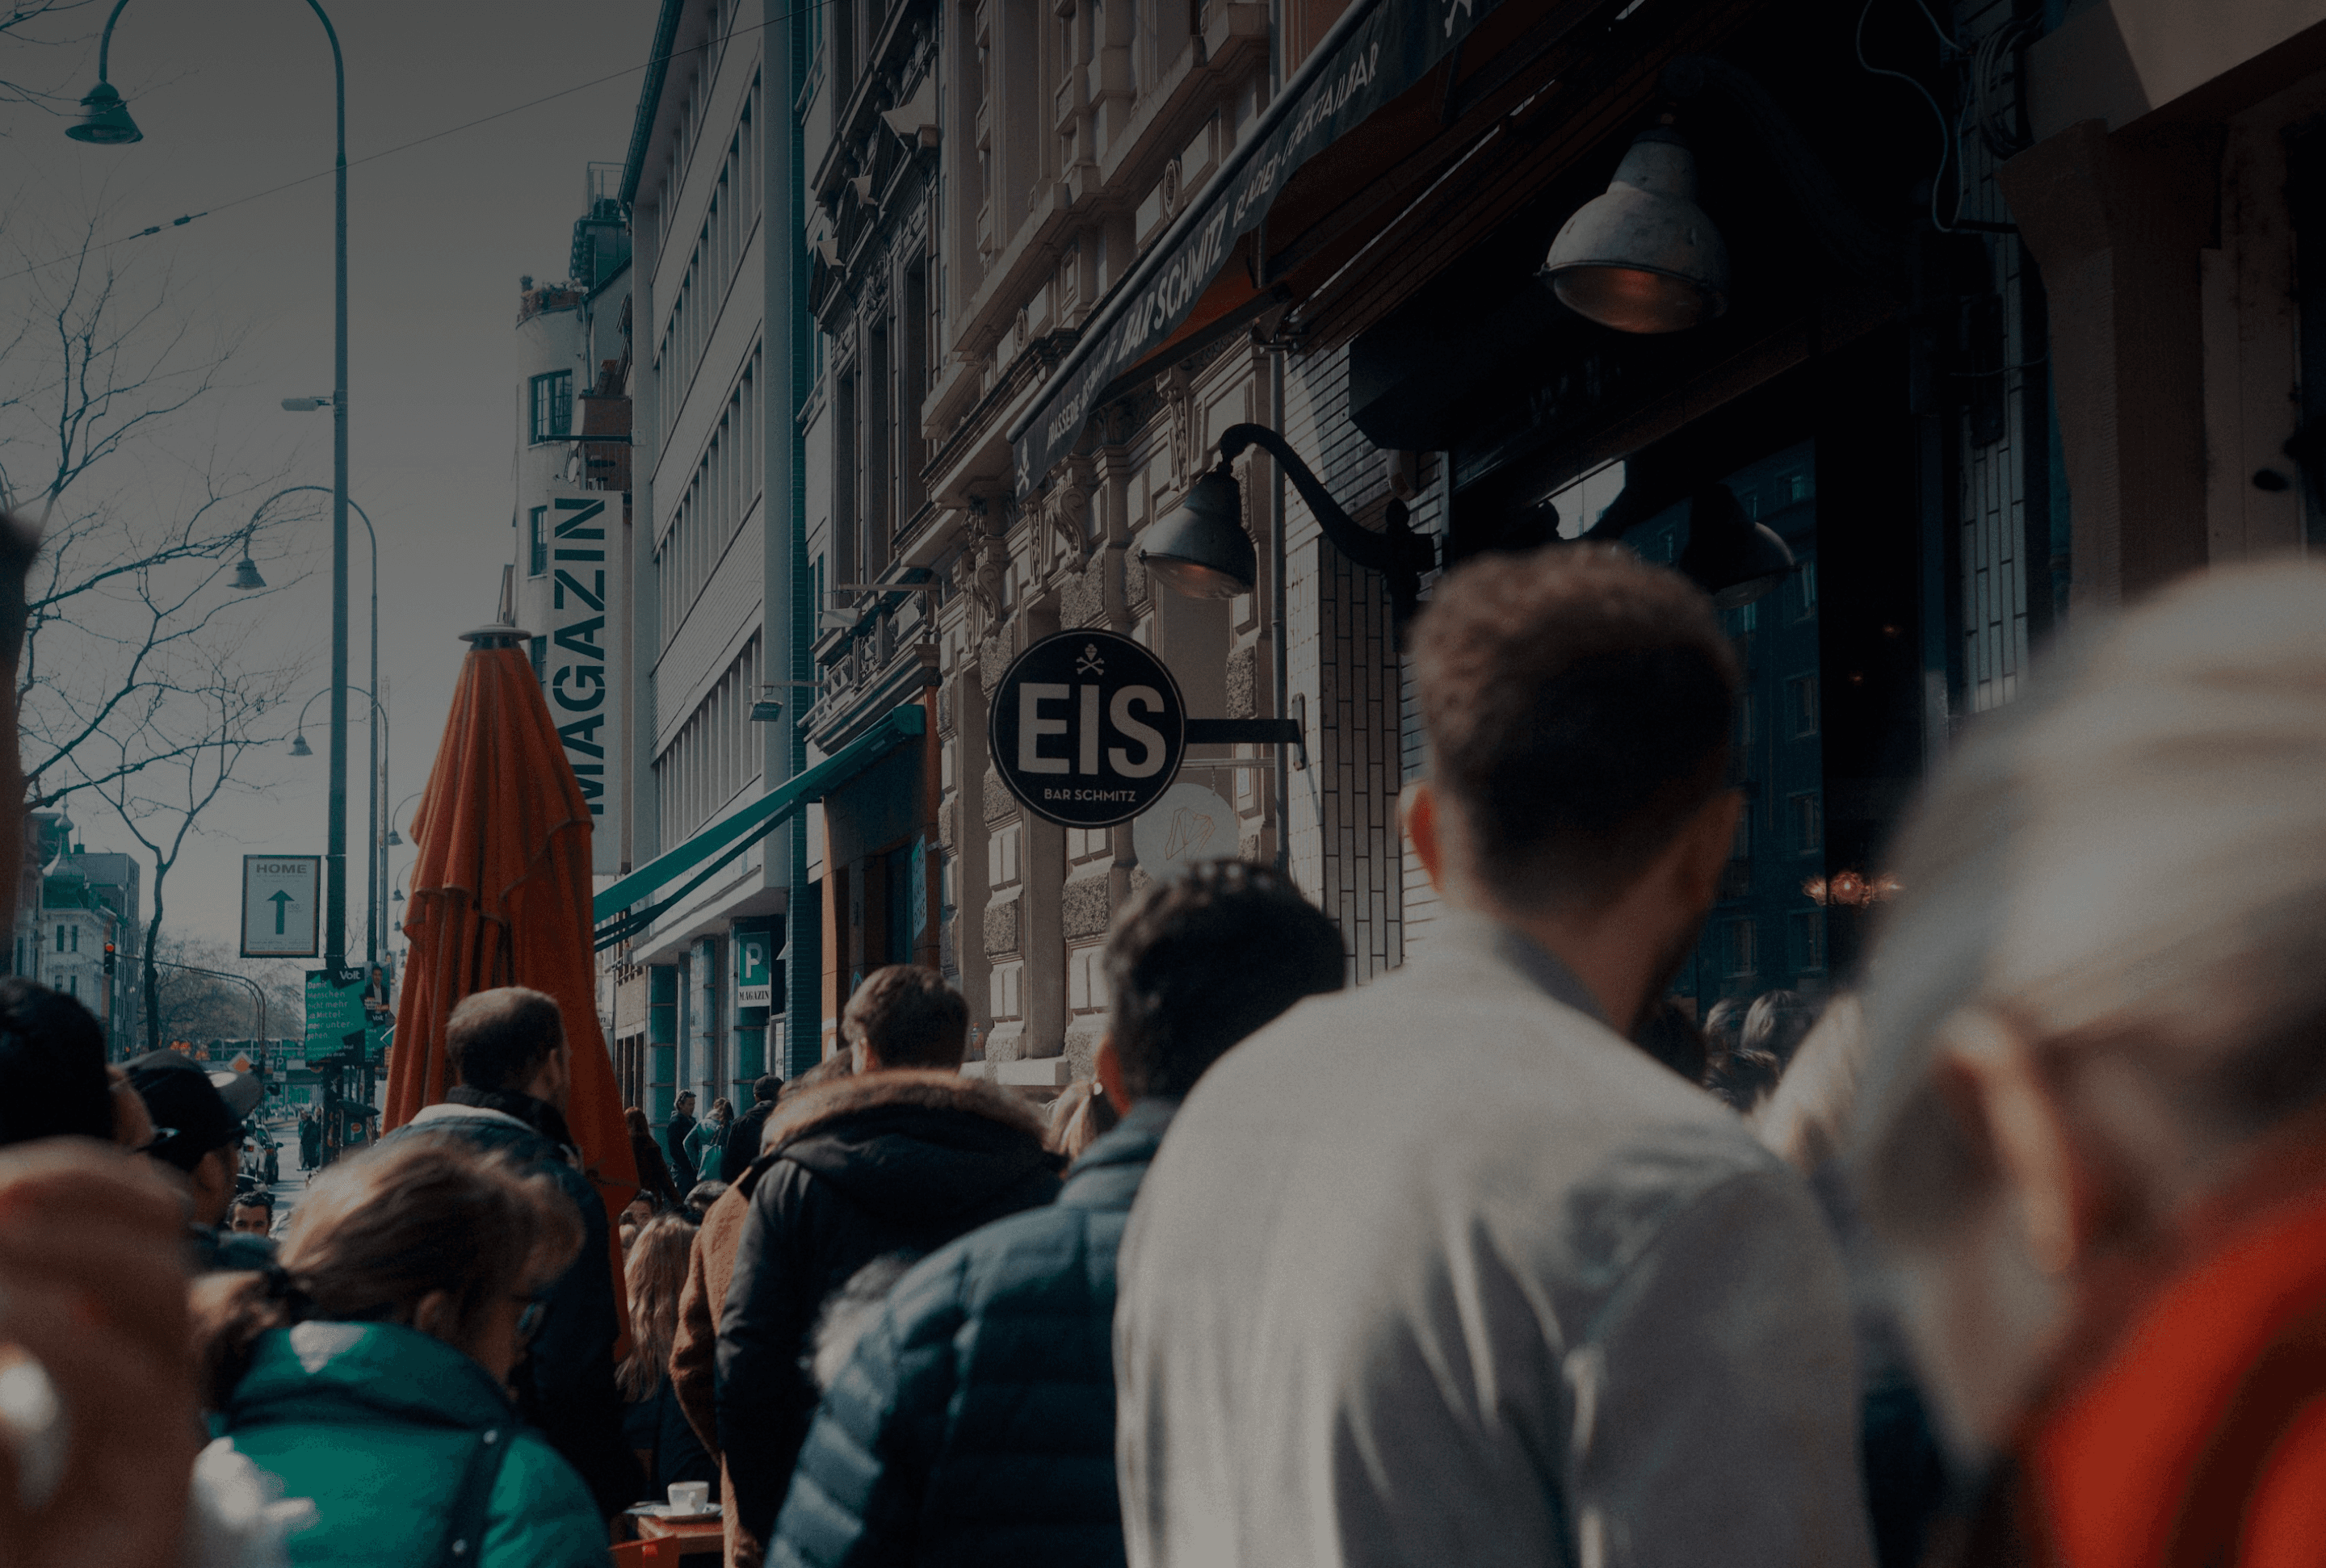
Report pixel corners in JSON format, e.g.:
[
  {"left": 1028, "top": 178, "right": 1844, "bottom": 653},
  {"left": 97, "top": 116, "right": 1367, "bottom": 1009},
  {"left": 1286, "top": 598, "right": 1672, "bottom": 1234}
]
[
  {"left": 1109, "top": 686, "right": 1168, "bottom": 778},
  {"left": 538, "top": 493, "right": 624, "bottom": 874},
  {"left": 1018, "top": 683, "right": 1072, "bottom": 774}
]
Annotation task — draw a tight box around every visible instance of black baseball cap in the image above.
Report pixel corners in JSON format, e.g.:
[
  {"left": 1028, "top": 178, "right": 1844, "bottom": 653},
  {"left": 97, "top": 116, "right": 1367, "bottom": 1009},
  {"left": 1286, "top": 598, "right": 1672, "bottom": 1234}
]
[
  {"left": 0, "top": 979, "right": 111, "bottom": 1147},
  {"left": 124, "top": 1050, "right": 263, "bottom": 1172}
]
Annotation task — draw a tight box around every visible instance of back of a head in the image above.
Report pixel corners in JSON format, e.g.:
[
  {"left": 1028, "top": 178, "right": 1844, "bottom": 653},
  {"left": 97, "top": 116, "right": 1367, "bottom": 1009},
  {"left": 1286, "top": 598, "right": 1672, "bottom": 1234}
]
[
  {"left": 0, "top": 979, "right": 112, "bottom": 1147},
  {"left": 843, "top": 966, "right": 969, "bottom": 1070},
  {"left": 1105, "top": 860, "right": 1347, "bottom": 1100},
  {"left": 753, "top": 1075, "right": 781, "bottom": 1104},
  {"left": 617, "top": 1214, "right": 697, "bottom": 1398},
  {"left": 445, "top": 987, "right": 564, "bottom": 1094},
  {"left": 1703, "top": 996, "right": 1748, "bottom": 1059},
  {"left": 1854, "top": 561, "right": 2326, "bottom": 1241},
  {"left": 1742, "top": 990, "right": 1819, "bottom": 1071},
  {"left": 191, "top": 1136, "right": 582, "bottom": 1407},
  {"left": 1413, "top": 544, "right": 1739, "bottom": 911},
  {"left": 623, "top": 1105, "right": 649, "bottom": 1138}
]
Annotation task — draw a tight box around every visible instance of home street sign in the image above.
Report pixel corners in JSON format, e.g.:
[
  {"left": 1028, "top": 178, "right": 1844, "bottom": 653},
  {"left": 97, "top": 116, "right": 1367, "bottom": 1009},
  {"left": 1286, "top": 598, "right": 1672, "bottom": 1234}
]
[
  {"left": 242, "top": 855, "right": 322, "bottom": 958},
  {"left": 989, "top": 631, "right": 1186, "bottom": 828}
]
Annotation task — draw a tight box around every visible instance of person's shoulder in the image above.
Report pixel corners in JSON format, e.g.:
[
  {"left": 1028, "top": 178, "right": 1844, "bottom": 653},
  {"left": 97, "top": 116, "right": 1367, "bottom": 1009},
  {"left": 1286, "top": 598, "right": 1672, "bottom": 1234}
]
[{"left": 485, "top": 1429, "right": 608, "bottom": 1566}]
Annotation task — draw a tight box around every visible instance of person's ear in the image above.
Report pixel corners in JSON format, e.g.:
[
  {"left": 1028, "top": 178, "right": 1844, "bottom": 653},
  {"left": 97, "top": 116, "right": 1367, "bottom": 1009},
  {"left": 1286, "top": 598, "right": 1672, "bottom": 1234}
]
[
  {"left": 1402, "top": 782, "right": 1448, "bottom": 894},
  {"left": 410, "top": 1288, "right": 463, "bottom": 1347},
  {"left": 1669, "top": 789, "right": 1740, "bottom": 915},
  {"left": 1932, "top": 1009, "right": 2089, "bottom": 1277},
  {"left": 1095, "top": 1036, "right": 1131, "bottom": 1111}
]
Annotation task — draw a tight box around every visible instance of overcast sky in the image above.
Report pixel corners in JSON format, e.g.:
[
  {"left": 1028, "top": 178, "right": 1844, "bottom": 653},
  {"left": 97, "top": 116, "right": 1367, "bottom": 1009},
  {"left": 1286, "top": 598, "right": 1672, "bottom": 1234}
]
[{"left": 3, "top": 0, "right": 651, "bottom": 971}]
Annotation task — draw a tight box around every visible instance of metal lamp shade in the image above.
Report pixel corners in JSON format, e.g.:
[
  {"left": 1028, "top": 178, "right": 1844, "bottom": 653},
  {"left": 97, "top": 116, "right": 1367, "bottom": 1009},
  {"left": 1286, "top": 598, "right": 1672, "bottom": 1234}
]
[
  {"left": 1140, "top": 467, "right": 1257, "bottom": 598},
  {"left": 1677, "top": 484, "right": 1793, "bottom": 608},
  {"left": 65, "top": 83, "right": 141, "bottom": 145},
  {"left": 233, "top": 557, "right": 267, "bottom": 590},
  {"left": 288, "top": 733, "right": 313, "bottom": 758},
  {"left": 1543, "top": 128, "right": 1728, "bottom": 334}
]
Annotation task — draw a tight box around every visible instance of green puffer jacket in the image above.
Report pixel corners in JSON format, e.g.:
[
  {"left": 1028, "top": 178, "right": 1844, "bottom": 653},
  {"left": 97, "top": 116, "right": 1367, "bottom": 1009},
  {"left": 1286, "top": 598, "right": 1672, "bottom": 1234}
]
[{"left": 218, "top": 1321, "right": 611, "bottom": 1568}]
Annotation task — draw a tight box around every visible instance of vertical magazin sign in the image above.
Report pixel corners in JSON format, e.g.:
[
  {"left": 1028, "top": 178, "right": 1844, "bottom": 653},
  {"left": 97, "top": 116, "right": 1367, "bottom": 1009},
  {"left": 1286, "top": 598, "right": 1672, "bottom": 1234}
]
[{"left": 541, "top": 492, "right": 623, "bottom": 874}]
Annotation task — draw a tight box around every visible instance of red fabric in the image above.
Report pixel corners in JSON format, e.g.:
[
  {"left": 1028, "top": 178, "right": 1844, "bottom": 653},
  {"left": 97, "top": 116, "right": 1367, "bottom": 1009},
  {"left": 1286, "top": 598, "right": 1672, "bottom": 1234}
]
[
  {"left": 381, "top": 645, "right": 637, "bottom": 1335},
  {"left": 2026, "top": 1146, "right": 2326, "bottom": 1568}
]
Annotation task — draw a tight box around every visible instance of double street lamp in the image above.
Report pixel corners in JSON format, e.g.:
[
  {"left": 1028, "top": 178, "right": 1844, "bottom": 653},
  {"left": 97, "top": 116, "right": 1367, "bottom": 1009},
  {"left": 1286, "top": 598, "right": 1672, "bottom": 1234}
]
[
  {"left": 286, "top": 683, "right": 389, "bottom": 966},
  {"left": 72, "top": 0, "right": 359, "bottom": 971}
]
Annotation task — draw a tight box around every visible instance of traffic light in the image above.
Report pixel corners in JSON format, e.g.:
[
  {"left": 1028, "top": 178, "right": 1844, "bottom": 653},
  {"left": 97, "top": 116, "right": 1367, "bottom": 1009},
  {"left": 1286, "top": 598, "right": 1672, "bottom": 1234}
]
[{"left": 102, "top": 941, "right": 115, "bottom": 975}]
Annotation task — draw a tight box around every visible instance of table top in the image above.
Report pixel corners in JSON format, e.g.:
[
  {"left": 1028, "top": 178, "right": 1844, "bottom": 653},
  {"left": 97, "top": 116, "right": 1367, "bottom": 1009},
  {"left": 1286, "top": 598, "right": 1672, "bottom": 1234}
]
[{"left": 632, "top": 1513, "right": 722, "bottom": 1542}]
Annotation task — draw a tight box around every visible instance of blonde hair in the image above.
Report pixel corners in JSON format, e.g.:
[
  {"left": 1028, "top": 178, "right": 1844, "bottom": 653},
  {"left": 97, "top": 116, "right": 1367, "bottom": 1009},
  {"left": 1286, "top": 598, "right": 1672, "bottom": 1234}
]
[
  {"left": 190, "top": 1137, "right": 582, "bottom": 1409},
  {"left": 1853, "top": 562, "right": 2326, "bottom": 1237},
  {"left": 616, "top": 1214, "right": 695, "bottom": 1400}
]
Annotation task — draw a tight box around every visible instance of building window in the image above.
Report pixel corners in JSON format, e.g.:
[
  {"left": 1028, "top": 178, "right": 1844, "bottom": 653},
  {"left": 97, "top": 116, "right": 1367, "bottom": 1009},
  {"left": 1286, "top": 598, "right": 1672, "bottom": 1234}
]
[
  {"left": 67, "top": 974, "right": 77, "bottom": 999},
  {"left": 530, "top": 635, "right": 548, "bottom": 681},
  {"left": 1790, "top": 791, "right": 1824, "bottom": 854},
  {"left": 1786, "top": 673, "right": 1820, "bottom": 737},
  {"left": 1724, "top": 917, "right": 1757, "bottom": 979},
  {"left": 529, "top": 371, "right": 573, "bottom": 443},
  {"left": 528, "top": 506, "right": 549, "bottom": 576},
  {"left": 55, "top": 925, "right": 64, "bottom": 953},
  {"left": 69, "top": 925, "right": 78, "bottom": 953},
  {"left": 1789, "top": 909, "right": 1826, "bottom": 973},
  {"left": 1793, "top": 559, "right": 1818, "bottom": 621},
  {"left": 987, "top": 823, "right": 1022, "bottom": 887}
]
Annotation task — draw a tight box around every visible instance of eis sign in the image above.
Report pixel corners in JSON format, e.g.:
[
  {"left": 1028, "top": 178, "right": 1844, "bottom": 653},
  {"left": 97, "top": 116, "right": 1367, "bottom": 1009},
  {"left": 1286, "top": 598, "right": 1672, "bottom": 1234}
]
[
  {"left": 988, "top": 631, "right": 1186, "bottom": 828},
  {"left": 541, "top": 493, "right": 623, "bottom": 874}
]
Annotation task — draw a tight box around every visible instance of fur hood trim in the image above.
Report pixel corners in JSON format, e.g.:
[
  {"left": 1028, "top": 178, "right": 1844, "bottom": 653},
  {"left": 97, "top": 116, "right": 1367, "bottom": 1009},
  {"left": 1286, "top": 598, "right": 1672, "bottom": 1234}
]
[{"left": 759, "top": 1068, "right": 1047, "bottom": 1156}]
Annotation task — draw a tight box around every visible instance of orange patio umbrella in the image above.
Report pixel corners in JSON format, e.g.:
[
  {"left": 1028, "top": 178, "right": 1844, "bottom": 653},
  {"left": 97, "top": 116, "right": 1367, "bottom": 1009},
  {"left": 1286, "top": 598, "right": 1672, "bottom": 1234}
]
[{"left": 384, "top": 624, "right": 639, "bottom": 1243}]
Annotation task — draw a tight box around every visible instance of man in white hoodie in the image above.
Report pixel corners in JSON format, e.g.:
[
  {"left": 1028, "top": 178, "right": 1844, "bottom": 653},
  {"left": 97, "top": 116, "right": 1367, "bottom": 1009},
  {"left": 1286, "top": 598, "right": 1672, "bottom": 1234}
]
[{"left": 1115, "top": 546, "right": 1874, "bottom": 1568}]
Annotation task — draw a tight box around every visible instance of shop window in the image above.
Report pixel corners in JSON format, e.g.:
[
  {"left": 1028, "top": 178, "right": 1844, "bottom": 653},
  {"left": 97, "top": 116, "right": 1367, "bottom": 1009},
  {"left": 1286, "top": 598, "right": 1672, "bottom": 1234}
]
[
  {"left": 1786, "top": 673, "right": 1820, "bottom": 737},
  {"left": 529, "top": 371, "right": 573, "bottom": 443},
  {"left": 1791, "top": 792, "right": 1824, "bottom": 854}
]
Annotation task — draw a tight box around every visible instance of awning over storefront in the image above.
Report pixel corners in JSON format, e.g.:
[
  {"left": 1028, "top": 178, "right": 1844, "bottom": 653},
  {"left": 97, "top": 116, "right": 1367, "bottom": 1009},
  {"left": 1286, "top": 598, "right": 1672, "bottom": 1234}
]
[
  {"left": 1008, "top": 0, "right": 1508, "bottom": 493},
  {"left": 591, "top": 703, "right": 926, "bottom": 949}
]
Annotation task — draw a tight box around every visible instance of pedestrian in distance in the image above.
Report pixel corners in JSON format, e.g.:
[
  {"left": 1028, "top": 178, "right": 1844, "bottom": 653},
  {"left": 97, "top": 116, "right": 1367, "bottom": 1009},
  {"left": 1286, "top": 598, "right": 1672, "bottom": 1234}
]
[
  {"left": 298, "top": 1110, "right": 321, "bottom": 1173},
  {"left": 380, "top": 987, "right": 642, "bottom": 1518},
  {"left": 618, "top": 1214, "right": 718, "bottom": 1499},
  {"left": 229, "top": 1191, "right": 274, "bottom": 1238},
  {"left": 768, "top": 862, "right": 1346, "bottom": 1568},
  {"left": 191, "top": 1137, "right": 611, "bottom": 1567},
  {"left": 666, "top": 1091, "right": 700, "bottom": 1193},
  {"left": 715, "top": 966, "right": 1063, "bottom": 1545},
  {"left": 1847, "top": 561, "right": 2326, "bottom": 1566},
  {"left": 1114, "top": 545, "right": 1875, "bottom": 1568},
  {"left": 124, "top": 1050, "right": 274, "bottom": 1276},
  {"left": 689, "top": 1096, "right": 733, "bottom": 1184},
  {"left": 722, "top": 1075, "right": 782, "bottom": 1180},
  {"left": 627, "top": 1104, "right": 682, "bottom": 1209}
]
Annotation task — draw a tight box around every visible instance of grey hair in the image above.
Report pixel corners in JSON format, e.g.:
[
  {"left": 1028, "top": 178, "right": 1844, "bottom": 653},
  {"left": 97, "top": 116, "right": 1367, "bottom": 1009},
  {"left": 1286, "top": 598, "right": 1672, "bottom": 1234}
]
[{"left": 1849, "top": 562, "right": 2326, "bottom": 1238}]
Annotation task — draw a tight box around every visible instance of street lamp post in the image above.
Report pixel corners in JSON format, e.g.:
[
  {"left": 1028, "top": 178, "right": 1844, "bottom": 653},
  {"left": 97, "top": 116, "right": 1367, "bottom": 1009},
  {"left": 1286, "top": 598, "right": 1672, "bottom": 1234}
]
[
  {"left": 72, "top": 0, "right": 355, "bottom": 970},
  {"left": 240, "top": 487, "right": 385, "bottom": 965},
  {"left": 146, "top": 955, "right": 267, "bottom": 1053},
  {"left": 288, "top": 683, "right": 387, "bottom": 962}
]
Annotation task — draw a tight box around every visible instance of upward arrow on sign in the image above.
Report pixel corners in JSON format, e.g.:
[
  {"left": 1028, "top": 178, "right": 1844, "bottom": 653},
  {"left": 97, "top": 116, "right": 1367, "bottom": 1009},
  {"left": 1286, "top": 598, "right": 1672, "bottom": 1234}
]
[{"left": 267, "top": 889, "right": 294, "bottom": 934}]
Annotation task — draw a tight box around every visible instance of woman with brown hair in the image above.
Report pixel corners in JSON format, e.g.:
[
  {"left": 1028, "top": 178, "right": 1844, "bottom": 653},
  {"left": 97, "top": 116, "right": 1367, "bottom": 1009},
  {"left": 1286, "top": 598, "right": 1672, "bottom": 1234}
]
[
  {"left": 624, "top": 1105, "right": 681, "bottom": 1209},
  {"left": 191, "top": 1137, "right": 609, "bottom": 1566},
  {"left": 618, "top": 1214, "right": 717, "bottom": 1499}
]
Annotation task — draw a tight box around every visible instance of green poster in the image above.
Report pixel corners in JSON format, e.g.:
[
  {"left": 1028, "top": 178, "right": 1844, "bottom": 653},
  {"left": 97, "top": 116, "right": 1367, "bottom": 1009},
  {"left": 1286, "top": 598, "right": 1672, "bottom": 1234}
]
[{"left": 304, "top": 966, "right": 370, "bottom": 1063}]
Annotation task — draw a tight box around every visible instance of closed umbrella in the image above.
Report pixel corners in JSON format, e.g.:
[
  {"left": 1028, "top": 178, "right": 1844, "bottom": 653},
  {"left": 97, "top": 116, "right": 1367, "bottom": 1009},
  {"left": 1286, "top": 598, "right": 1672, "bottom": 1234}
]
[{"left": 383, "top": 626, "right": 638, "bottom": 1234}]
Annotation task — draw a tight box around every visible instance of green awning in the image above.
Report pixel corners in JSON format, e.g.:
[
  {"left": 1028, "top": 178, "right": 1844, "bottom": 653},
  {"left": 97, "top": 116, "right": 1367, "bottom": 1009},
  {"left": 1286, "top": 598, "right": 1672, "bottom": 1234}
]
[{"left": 592, "top": 703, "right": 925, "bottom": 937}]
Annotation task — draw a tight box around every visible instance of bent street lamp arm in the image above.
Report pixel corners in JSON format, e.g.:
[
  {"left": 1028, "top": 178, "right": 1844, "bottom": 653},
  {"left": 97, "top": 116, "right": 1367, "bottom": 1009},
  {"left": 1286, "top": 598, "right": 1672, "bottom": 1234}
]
[{"left": 1214, "top": 422, "right": 1391, "bottom": 572}]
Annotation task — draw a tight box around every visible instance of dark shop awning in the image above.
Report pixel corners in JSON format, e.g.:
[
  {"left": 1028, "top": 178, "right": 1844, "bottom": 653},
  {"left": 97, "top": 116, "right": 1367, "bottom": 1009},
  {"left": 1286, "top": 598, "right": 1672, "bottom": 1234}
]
[
  {"left": 591, "top": 703, "right": 925, "bottom": 949},
  {"left": 1008, "top": 0, "right": 1507, "bottom": 493}
]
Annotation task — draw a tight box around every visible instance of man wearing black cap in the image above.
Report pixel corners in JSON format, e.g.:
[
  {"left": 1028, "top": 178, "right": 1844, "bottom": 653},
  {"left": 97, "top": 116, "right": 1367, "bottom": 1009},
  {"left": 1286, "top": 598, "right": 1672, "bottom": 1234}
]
[{"left": 123, "top": 1048, "right": 274, "bottom": 1272}]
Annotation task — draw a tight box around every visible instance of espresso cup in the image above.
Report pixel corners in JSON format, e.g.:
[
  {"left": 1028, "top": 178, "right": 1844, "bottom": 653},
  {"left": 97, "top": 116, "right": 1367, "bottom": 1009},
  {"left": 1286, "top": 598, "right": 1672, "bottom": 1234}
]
[{"left": 668, "top": 1481, "right": 712, "bottom": 1514}]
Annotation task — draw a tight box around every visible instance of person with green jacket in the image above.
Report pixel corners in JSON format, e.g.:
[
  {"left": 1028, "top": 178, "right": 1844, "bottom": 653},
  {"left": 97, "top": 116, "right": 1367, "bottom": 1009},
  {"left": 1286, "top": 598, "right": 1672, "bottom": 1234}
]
[
  {"left": 191, "top": 1134, "right": 612, "bottom": 1567},
  {"left": 685, "top": 1096, "right": 732, "bottom": 1184}
]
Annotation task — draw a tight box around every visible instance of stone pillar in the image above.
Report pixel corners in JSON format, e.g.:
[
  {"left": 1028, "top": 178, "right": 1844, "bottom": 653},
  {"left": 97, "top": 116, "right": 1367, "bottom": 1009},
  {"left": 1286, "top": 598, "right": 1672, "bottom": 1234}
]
[
  {"left": 1998, "top": 119, "right": 2223, "bottom": 606},
  {"left": 646, "top": 964, "right": 678, "bottom": 1121}
]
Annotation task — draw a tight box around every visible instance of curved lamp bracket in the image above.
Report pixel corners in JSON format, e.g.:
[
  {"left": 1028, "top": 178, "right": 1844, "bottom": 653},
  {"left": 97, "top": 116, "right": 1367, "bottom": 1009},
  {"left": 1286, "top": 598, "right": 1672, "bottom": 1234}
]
[{"left": 1211, "top": 422, "right": 1437, "bottom": 636}]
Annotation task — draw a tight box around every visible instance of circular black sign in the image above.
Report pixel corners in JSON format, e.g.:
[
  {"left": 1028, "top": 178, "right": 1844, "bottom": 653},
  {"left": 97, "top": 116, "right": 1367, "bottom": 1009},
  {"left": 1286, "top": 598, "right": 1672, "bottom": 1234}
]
[{"left": 988, "top": 629, "right": 1186, "bottom": 828}]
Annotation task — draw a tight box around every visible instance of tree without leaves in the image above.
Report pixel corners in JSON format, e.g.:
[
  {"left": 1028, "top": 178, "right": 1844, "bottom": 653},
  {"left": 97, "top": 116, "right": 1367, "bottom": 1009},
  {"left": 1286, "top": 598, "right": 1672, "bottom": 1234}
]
[
  {"left": 145, "top": 930, "right": 304, "bottom": 1053},
  {"left": 0, "top": 0, "right": 108, "bottom": 119}
]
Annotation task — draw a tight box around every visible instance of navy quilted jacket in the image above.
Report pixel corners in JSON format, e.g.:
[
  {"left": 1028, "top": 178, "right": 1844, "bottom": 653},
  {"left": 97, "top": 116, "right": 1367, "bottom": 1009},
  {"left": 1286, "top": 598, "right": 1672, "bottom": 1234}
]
[{"left": 766, "top": 1096, "right": 1177, "bottom": 1568}]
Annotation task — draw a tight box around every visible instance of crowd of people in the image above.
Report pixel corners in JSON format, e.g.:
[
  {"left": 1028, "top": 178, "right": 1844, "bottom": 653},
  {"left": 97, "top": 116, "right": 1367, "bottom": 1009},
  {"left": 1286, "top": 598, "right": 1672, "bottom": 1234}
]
[{"left": 2, "top": 522, "right": 2324, "bottom": 1567}]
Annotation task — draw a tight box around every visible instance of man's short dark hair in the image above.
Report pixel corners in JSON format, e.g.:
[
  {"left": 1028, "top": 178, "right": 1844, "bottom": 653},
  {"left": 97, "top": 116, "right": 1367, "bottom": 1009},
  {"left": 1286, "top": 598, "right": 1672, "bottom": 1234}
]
[
  {"left": 842, "top": 966, "right": 968, "bottom": 1069},
  {"left": 445, "top": 987, "right": 565, "bottom": 1094},
  {"left": 751, "top": 1074, "right": 781, "bottom": 1103},
  {"left": 1105, "top": 862, "right": 1346, "bottom": 1100},
  {"left": 233, "top": 1191, "right": 274, "bottom": 1219},
  {"left": 1413, "top": 544, "right": 1740, "bottom": 910},
  {"left": 0, "top": 979, "right": 111, "bottom": 1147}
]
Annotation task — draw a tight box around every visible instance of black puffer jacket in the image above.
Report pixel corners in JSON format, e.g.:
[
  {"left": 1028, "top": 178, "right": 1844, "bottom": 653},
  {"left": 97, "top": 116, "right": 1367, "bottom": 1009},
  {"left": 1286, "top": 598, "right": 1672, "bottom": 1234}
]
[{"left": 714, "top": 1070, "right": 1062, "bottom": 1541}]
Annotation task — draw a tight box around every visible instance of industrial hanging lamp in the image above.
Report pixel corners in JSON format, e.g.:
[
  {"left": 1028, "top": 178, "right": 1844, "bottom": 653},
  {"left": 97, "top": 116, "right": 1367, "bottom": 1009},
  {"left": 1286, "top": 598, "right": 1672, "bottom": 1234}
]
[
  {"left": 232, "top": 556, "right": 267, "bottom": 590},
  {"left": 1675, "top": 484, "right": 1792, "bottom": 607},
  {"left": 1140, "top": 467, "right": 1258, "bottom": 599},
  {"left": 288, "top": 732, "right": 313, "bottom": 758},
  {"left": 1541, "top": 124, "right": 1728, "bottom": 334}
]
